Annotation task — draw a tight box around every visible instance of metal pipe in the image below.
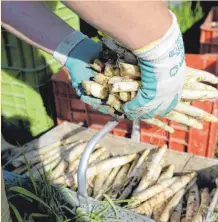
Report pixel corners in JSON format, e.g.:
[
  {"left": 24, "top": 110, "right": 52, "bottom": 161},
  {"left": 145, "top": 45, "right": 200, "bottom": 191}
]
[{"left": 77, "top": 118, "right": 119, "bottom": 199}]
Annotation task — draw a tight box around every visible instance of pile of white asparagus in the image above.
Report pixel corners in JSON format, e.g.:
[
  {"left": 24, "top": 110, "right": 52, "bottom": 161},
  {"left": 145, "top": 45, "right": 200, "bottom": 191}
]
[
  {"left": 82, "top": 59, "right": 218, "bottom": 133},
  {"left": 6, "top": 138, "right": 217, "bottom": 222}
]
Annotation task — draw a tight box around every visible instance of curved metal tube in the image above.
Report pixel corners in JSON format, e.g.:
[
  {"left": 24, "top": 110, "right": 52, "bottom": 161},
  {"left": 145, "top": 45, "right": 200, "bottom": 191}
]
[
  {"left": 77, "top": 118, "right": 119, "bottom": 199},
  {"left": 131, "top": 119, "right": 140, "bottom": 142}
]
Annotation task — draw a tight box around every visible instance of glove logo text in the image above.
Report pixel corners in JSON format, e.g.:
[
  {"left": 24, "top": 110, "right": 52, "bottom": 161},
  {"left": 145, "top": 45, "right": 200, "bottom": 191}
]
[{"left": 169, "top": 34, "right": 185, "bottom": 77}]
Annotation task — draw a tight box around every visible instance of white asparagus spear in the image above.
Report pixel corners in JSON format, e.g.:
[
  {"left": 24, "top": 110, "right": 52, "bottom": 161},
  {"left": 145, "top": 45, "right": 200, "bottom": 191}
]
[
  {"left": 82, "top": 81, "right": 108, "bottom": 99},
  {"left": 186, "top": 177, "right": 198, "bottom": 191},
  {"left": 195, "top": 188, "right": 211, "bottom": 222},
  {"left": 12, "top": 150, "right": 39, "bottom": 167},
  {"left": 108, "top": 76, "right": 125, "bottom": 84},
  {"left": 89, "top": 59, "right": 104, "bottom": 72},
  {"left": 78, "top": 151, "right": 111, "bottom": 189},
  {"left": 104, "top": 63, "right": 116, "bottom": 77},
  {"left": 64, "top": 142, "right": 98, "bottom": 163},
  {"left": 53, "top": 152, "right": 122, "bottom": 188},
  {"left": 148, "top": 163, "right": 164, "bottom": 187},
  {"left": 111, "top": 81, "right": 140, "bottom": 93},
  {"left": 37, "top": 140, "right": 81, "bottom": 156},
  {"left": 158, "top": 164, "right": 175, "bottom": 182},
  {"left": 26, "top": 146, "right": 64, "bottom": 167},
  {"left": 201, "top": 188, "right": 211, "bottom": 206},
  {"left": 130, "top": 91, "right": 137, "bottom": 100},
  {"left": 114, "top": 68, "right": 120, "bottom": 76},
  {"left": 186, "top": 67, "right": 218, "bottom": 84},
  {"left": 119, "top": 62, "right": 140, "bottom": 79},
  {"left": 35, "top": 142, "right": 78, "bottom": 163},
  {"left": 206, "top": 185, "right": 218, "bottom": 222},
  {"left": 159, "top": 188, "right": 186, "bottom": 222},
  {"left": 108, "top": 163, "right": 130, "bottom": 199},
  {"left": 133, "top": 145, "right": 167, "bottom": 195},
  {"left": 119, "top": 150, "right": 150, "bottom": 200},
  {"left": 31, "top": 141, "right": 81, "bottom": 163},
  {"left": 142, "top": 118, "right": 174, "bottom": 133},
  {"left": 166, "top": 110, "right": 203, "bottom": 129},
  {"left": 174, "top": 102, "right": 218, "bottom": 122},
  {"left": 130, "top": 177, "right": 177, "bottom": 207},
  {"left": 119, "top": 92, "right": 131, "bottom": 102},
  {"left": 127, "top": 154, "right": 140, "bottom": 179},
  {"left": 89, "top": 151, "right": 110, "bottom": 166},
  {"left": 185, "top": 184, "right": 200, "bottom": 222},
  {"left": 153, "top": 199, "right": 170, "bottom": 221},
  {"left": 97, "top": 166, "right": 121, "bottom": 199},
  {"left": 182, "top": 90, "right": 218, "bottom": 100},
  {"left": 128, "top": 149, "right": 150, "bottom": 178},
  {"left": 71, "top": 154, "right": 136, "bottom": 186},
  {"left": 68, "top": 147, "right": 107, "bottom": 173},
  {"left": 132, "top": 172, "right": 196, "bottom": 216},
  {"left": 169, "top": 198, "right": 183, "bottom": 222},
  {"left": 93, "top": 169, "right": 112, "bottom": 198},
  {"left": 87, "top": 186, "right": 93, "bottom": 196},
  {"left": 12, "top": 141, "right": 81, "bottom": 167},
  {"left": 82, "top": 154, "right": 135, "bottom": 180},
  {"left": 106, "top": 94, "right": 123, "bottom": 113},
  {"left": 93, "top": 73, "right": 110, "bottom": 87},
  {"left": 184, "top": 81, "right": 217, "bottom": 91},
  {"left": 52, "top": 174, "right": 72, "bottom": 186},
  {"left": 23, "top": 152, "right": 62, "bottom": 176},
  {"left": 164, "top": 174, "right": 197, "bottom": 222},
  {"left": 30, "top": 158, "right": 61, "bottom": 179},
  {"left": 50, "top": 160, "right": 68, "bottom": 180}
]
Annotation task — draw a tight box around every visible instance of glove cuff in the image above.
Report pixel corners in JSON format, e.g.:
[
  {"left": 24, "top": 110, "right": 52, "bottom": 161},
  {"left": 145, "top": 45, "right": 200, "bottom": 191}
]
[
  {"left": 133, "top": 10, "right": 182, "bottom": 61},
  {"left": 53, "top": 31, "right": 88, "bottom": 65}
]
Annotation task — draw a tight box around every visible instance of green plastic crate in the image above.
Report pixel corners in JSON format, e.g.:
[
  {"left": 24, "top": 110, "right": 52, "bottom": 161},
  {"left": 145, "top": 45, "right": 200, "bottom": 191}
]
[{"left": 1, "top": 1, "right": 80, "bottom": 144}]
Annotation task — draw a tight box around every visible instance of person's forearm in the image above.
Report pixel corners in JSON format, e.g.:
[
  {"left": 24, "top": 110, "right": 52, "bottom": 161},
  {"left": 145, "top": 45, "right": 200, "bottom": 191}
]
[
  {"left": 2, "top": 1, "right": 172, "bottom": 54},
  {"left": 62, "top": 1, "right": 172, "bottom": 50},
  {"left": 1, "top": 1, "right": 73, "bottom": 54}
]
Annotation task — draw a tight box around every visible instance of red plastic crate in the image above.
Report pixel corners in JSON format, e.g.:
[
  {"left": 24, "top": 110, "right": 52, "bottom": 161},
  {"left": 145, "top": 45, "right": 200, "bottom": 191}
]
[
  {"left": 52, "top": 68, "right": 132, "bottom": 136},
  {"left": 140, "top": 118, "right": 169, "bottom": 147},
  {"left": 52, "top": 54, "right": 218, "bottom": 157},
  {"left": 182, "top": 54, "right": 218, "bottom": 157},
  {"left": 200, "top": 7, "right": 218, "bottom": 53}
]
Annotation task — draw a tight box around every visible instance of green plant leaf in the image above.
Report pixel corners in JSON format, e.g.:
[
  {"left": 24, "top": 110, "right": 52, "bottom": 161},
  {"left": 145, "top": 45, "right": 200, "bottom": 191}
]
[
  {"left": 23, "top": 155, "right": 38, "bottom": 195},
  {"left": 29, "top": 213, "right": 49, "bottom": 218},
  {"left": 9, "top": 186, "right": 51, "bottom": 210},
  {"left": 168, "top": 1, "right": 203, "bottom": 33},
  {"left": 103, "top": 194, "right": 118, "bottom": 219},
  {"left": 93, "top": 204, "right": 110, "bottom": 219},
  {"left": 9, "top": 203, "right": 24, "bottom": 222}
]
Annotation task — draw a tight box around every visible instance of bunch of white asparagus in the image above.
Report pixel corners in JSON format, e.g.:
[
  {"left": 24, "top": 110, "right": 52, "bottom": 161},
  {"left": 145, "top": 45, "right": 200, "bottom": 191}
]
[
  {"left": 82, "top": 59, "right": 218, "bottom": 133},
  {"left": 7, "top": 138, "right": 217, "bottom": 222}
]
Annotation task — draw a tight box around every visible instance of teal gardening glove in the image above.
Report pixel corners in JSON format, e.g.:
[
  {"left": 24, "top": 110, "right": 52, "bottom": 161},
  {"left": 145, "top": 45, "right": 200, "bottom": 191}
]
[
  {"left": 53, "top": 10, "right": 186, "bottom": 121},
  {"left": 53, "top": 31, "right": 122, "bottom": 118},
  {"left": 123, "top": 11, "right": 186, "bottom": 120}
]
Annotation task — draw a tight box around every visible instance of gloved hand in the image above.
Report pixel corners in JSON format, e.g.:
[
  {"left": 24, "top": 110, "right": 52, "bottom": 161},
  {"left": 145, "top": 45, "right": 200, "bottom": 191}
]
[
  {"left": 53, "top": 31, "right": 122, "bottom": 118},
  {"left": 123, "top": 11, "right": 186, "bottom": 120}
]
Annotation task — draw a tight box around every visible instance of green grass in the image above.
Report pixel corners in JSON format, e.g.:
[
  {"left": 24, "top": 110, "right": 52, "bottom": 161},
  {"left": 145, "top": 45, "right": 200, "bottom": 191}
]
[
  {"left": 6, "top": 159, "right": 131, "bottom": 222},
  {"left": 6, "top": 162, "right": 75, "bottom": 222}
]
